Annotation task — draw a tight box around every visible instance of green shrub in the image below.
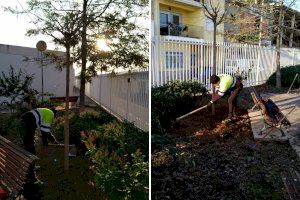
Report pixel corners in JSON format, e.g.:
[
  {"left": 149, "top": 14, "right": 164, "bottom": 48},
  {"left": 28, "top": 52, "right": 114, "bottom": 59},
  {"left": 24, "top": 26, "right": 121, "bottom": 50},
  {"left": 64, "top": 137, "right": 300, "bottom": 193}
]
[
  {"left": 94, "top": 150, "right": 148, "bottom": 200},
  {"left": 267, "top": 65, "right": 300, "bottom": 87},
  {"left": 82, "top": 121, "right": 149, "bottom": 200},
  {"left": 151, "top": 81, "right": 207, "bottom": 134},
  {"left": 52, "top": 111, "right": 115, "bottom": 145},
  {"left": 0, "top": 114, "right": 17, "bottom": 136}
]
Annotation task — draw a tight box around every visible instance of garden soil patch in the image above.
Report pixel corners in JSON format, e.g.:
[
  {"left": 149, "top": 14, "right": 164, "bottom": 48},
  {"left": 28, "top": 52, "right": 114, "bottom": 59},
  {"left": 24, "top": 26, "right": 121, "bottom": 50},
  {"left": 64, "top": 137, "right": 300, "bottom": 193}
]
[
  {"left": 35, "top": 145, "right": 104, "bottom": 200},
  {"left": 152, "top": 99, "right": 300, "bottom": 200}
]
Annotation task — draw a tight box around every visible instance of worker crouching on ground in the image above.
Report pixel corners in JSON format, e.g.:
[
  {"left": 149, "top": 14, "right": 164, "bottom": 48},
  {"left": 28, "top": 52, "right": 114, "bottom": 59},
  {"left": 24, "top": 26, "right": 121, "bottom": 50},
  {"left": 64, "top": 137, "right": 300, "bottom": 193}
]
[
  {"left": 210, "top": 74, "right": 243, "bottom": 123},
  {"left": 20, "top": 107, "right": 59, "bottom": 155}
]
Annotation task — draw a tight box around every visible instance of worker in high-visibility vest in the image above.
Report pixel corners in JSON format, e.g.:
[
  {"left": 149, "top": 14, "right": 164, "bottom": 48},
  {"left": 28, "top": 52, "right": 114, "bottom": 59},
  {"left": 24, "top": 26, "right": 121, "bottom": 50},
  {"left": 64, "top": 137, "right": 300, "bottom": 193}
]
[
  {"left": 20, "top": 107, "right": 59, "bottom": 155},
  {"left": 210, "top": 74, "right": 243, "bottom": 123}
]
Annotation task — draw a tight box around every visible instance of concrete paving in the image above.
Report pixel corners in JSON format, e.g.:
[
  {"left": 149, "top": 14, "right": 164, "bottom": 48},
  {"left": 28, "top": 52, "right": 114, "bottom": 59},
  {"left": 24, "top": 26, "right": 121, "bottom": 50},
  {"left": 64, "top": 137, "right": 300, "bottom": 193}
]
[{"left": 248, "top": 92, "right": 300, "bottom": 155}]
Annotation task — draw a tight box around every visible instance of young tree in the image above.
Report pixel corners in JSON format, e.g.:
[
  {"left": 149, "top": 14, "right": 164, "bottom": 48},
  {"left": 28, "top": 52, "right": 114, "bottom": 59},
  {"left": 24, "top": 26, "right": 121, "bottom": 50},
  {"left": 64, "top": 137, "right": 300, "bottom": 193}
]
[
  {"left": 7, "top": 0, "right": 81, "bottom": 170},
  {"left": 201, "top": 0, "right": 226, "bottom": 115}
]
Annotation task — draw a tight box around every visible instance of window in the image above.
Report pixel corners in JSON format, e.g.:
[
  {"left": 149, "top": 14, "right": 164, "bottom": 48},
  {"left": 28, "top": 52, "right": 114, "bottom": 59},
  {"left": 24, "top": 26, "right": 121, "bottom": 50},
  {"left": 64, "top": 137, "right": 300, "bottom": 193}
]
[
  {"left": 205, "top": 17, "right": 214, "bottom": 32},
  {"left": 166, "top": 51, "right": 183, "bottom": 69},
  {"left": 160, "top": 12, "right": 181, "bottom": 36},
  {"left": 160, "top": 13, "right": 168, "bottom": 35}
]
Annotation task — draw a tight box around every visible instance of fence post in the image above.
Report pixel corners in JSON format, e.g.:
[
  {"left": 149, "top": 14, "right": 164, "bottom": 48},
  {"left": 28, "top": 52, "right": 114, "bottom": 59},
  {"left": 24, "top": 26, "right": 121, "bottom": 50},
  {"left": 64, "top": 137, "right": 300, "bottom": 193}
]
[
  {"left": 126, "top": 75, "right": 131, "bottom": 120},
  {"left": 256, "top": 45, "right": 260, "bottom": 85}
]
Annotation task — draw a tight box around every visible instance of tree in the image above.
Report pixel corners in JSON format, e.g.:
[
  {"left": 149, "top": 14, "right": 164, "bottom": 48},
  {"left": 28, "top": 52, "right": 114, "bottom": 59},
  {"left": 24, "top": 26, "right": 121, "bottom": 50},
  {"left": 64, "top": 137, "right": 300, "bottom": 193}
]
[
  {"left": 227, "top": 0, "right": 300, "bottom": 88},
  {"left": 6, "top": 0, "right": 148, "bottom": 169},
  {"left": 201, "top": 0, "right": 226, "bottom": 115},
  {"left": 7, "top": 0, "right": 81, "bottom": 170},
  {"left": 77, "top": 0, "right": 149, "bottom": 110},
  {"left": 0, "top": 66, "right": 37, "bottom": 111}
]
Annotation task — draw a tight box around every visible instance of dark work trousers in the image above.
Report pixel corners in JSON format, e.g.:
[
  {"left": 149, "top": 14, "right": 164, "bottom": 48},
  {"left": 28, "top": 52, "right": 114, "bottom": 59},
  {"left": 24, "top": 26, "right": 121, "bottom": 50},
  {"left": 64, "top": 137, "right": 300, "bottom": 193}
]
[
  {"left": 41, "top": 131, "right": 56, "bottom": 146},
  {"left": 20, "top": 112, "right": 37, "bottom": 155},
  {"left": 225, "top": 80, "right": 243, "bottom": 116}
]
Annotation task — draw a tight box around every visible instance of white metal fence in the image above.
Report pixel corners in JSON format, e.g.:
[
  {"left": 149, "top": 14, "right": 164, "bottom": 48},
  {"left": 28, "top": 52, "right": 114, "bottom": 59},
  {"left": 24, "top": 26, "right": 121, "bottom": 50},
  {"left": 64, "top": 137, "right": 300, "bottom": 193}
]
[
  {"left": 77, "top": 71, "right": 149, "bottom": 131},
  {"left": 151, "top": 36, "right": 300, "bottom": 88}
]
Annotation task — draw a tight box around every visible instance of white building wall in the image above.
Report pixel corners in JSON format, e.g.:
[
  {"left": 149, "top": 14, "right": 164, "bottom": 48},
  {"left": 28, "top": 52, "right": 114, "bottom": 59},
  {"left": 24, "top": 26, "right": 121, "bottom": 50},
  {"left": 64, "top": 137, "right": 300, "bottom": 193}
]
[
  {"left": 0, "top": 44, "right": 75, "bottom": 99},
  {"left": 280, "top": 48, "right": 300, "bottom": 67}
]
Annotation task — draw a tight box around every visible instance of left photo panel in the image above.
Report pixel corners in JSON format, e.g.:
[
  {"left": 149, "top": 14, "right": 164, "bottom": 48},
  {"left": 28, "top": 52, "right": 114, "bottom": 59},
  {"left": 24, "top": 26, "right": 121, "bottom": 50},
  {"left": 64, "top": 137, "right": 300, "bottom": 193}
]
[{"left": 0, "top": 0, "right": 149, "bottom": 199}]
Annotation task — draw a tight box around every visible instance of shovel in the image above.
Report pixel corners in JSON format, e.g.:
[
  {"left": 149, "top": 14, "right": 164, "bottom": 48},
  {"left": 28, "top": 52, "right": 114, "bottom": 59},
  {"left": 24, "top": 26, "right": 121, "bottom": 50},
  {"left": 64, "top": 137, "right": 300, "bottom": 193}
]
[{"left": 176, "top": 103, "right": 211, "bottom": 121}]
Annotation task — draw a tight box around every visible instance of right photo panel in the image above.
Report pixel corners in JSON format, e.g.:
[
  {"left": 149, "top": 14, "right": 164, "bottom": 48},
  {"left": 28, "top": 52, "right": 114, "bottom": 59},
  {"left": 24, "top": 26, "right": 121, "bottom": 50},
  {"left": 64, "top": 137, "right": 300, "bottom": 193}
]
[{"left": 151, "top": 0, "right": 300, "bottom": 199}]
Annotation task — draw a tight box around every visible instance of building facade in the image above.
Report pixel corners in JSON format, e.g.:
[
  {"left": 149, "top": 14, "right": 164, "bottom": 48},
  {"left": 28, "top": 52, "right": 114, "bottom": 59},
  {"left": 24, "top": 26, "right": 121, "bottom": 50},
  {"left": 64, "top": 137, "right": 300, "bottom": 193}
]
[{"left": 0, "top": 44, "right": 75, "bottom": 100}]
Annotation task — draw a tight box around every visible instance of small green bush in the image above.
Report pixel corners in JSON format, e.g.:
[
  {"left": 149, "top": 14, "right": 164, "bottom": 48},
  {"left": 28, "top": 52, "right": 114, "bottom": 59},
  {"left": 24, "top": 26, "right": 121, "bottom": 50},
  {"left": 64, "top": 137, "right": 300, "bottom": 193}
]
[
  {"left": 151, "top": 81, "right": 207, "bottom": 135},
  {"left": 0, "top": 114, "right": 18, "bottom": 136},
  {"left": 52, "top": 111, "right": 115, "bottom": 145},
  {"left": 267, "top": 65, "right": 300, "bottom": 87},
  {"left": 83, "top": 121, "right": 149, "bottom": 200}
]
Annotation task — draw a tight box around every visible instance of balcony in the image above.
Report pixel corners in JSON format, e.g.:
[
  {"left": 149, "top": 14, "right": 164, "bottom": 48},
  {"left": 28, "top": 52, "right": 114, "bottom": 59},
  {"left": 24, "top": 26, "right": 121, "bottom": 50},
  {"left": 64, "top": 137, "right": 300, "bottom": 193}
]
[
  {"left": 160, "top": 23, "right": 188, "bottom": 36},
  {"left": 174, "top": 0, "right": 202, "bottom": 8},
  {"left": 160, "top": 23, "right": 204, "bottom": 39}
]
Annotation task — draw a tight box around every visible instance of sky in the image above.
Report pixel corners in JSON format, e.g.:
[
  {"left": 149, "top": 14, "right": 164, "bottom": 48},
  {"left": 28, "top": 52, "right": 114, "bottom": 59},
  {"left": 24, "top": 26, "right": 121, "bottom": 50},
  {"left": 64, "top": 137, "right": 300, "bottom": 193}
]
[
  {"left": 0, "top": 0, "right": 56, "bottom": 49},
  {"left": 0, "top": 0, "right": 298, "bottom": 50},
  {"left": 0, "top": 0, "right": 149, "bottom": 51}
]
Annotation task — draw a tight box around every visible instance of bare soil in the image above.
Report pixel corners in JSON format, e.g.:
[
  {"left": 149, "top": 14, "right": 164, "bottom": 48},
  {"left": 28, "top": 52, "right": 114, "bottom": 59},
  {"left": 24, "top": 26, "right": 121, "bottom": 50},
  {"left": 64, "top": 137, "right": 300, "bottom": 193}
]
[
  {"left": 34, "top": 145, "right": 104, "bottom": 200},
  {"left": 152, "top": 85, "right": 300, "bottom": 200}
]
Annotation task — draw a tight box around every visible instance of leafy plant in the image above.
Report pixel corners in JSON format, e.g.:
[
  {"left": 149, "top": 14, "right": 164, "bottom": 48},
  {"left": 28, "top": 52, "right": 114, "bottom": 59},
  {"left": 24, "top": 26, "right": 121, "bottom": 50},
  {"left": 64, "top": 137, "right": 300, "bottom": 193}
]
[
  {"left": 52, "top": 111, "right": 115, "bottom": 146},
  {"left": 82, "top": 121, "right": 149, "bottom": 200},
  {"left": 267, "top": 64, "right": 300, "bottom": 88},
  {"left": 0, "top": 66, "right": 38, "bottom": 111},
  {"left": 152, "top": 81, "right": 207, "bottom": 134}
]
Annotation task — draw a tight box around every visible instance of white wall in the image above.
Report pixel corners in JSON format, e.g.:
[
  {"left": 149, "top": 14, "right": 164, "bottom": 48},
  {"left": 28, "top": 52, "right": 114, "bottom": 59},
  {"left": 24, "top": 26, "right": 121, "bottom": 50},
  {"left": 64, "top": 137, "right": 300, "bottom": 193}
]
[
  {"left": 0, "top": 44, "right": 75, "bottom": 100},
  {"left": 280, "top": 48, "right": 300, "bottom": 67}
]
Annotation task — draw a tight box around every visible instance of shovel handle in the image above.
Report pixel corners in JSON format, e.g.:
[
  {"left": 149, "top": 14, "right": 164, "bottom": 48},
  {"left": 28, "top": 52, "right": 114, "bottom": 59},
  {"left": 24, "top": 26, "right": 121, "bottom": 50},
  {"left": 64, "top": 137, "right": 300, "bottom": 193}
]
[{"left": 176, "top": 104, "right": 209, "bottom": 121}]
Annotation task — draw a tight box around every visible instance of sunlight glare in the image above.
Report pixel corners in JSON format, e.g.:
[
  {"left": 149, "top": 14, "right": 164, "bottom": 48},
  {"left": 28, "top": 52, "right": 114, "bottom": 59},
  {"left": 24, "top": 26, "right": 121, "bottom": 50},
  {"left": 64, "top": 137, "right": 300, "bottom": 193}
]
[{"left": 96, "top": 39, "right": 110, "bottom": 51}]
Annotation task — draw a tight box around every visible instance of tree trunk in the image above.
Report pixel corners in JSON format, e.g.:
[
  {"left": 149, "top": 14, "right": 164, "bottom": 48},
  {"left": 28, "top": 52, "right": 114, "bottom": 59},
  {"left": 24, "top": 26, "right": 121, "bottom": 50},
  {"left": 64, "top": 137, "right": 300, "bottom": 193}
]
[
  {"left": 79, "top": 0, "right": 88, "bottom": 111},
  {"left": 212, "top": 22, "right": 217, "bottom": 116},
  {"left": 64, "top": 44, "right": 71, "bottom": 171},
  {"left": 276, "top": 3, "right": 283, "bottom": 88}
]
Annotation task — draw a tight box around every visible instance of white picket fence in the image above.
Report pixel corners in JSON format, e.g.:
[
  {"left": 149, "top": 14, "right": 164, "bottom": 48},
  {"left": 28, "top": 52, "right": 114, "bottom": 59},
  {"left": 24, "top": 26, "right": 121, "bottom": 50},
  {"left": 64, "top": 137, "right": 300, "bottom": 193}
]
[
  {"left": 77, "top": 71, "right": 149, "bottom": 131},
  {"left": 151, "top": 36, "right": 300, "bottom": 88}
]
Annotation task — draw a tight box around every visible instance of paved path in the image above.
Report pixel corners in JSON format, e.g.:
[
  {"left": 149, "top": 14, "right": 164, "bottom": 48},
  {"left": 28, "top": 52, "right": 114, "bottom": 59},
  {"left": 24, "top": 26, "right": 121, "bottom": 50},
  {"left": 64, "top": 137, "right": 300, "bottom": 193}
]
[{"left": 248, "top": 92, "right": 300, "bottom": 155}]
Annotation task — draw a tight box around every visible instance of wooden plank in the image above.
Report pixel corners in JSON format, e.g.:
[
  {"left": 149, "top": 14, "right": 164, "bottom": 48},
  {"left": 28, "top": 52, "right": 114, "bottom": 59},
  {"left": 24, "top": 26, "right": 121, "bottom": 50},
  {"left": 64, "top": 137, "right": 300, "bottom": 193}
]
[
  {"left": 0, "top": 157, "right": 28, "bottom": 181},
  {"left": 0, "top": 162, "right": 26, "bottom": 188},
  {"left": 0, "top": 136, "right": 38, "bottom": 160},
  {"left": 0, "top": 136, "right": 37, "bottom": 197},
  {"left": 0, "top": 147, "right": 30, "bottom": 169},
  {"left": 0, "top": 152, "right": 29, "bottom": 180},
  {"left": 0, "top": 139, "right": 38, "bottom": 162},
  {"left": 50, "top": 96, "right": 79, "bottom": 102},
  {"left": 0, "top": 168, "right": 22, "bottom": 192}
]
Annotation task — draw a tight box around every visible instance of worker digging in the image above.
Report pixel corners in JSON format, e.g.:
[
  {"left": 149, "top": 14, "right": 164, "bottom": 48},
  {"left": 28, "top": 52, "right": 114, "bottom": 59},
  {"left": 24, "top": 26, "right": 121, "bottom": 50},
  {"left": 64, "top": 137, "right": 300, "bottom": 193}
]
[
  {"left": 176, "top": 73, "right": 243, "bottom": 123},
  {"left": 19, "top": 107, "right": 59, "bottom": 187}
]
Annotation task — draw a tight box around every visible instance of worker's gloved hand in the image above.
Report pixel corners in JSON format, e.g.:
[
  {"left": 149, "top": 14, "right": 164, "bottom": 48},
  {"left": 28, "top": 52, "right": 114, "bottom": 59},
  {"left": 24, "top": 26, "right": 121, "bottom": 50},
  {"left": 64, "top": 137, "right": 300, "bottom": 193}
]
[{"left": 212, "top": 93, "right": 220, "bottom": 102}]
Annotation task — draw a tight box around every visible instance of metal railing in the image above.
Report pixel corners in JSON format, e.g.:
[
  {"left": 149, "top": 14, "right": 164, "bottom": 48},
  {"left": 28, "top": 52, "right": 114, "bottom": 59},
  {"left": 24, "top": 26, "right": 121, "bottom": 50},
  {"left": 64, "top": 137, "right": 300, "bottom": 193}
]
[
  {"left": 76, "top": 71, "right": 149, "bottom": 131},
  {"left": 151, "top": 36, "right": 278, "bottom": 88},
  {"left": 160, "top": 23, "right": 204, "bottom": 39}
]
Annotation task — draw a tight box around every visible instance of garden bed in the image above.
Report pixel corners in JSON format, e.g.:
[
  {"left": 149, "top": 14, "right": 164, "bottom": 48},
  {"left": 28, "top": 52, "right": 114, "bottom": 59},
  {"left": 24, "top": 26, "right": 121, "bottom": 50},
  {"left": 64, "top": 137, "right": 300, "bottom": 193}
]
[{"left": 152, "top": 84, "right": 300, "bottom": 200}]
